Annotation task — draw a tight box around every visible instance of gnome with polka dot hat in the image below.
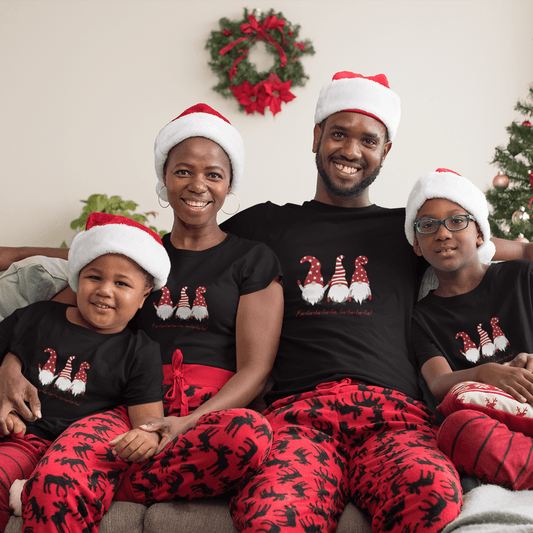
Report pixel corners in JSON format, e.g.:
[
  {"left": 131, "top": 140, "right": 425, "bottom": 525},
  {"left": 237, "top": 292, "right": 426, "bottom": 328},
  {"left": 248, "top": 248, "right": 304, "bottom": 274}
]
[
  {"left": 349, "top": 256, "right": 372, "bottom": 304},
  {"left": 38, "top": 348, "right": 58, "bottom": 386},
  {"left": 70, "top": 362, "right": 91, "bottom": 396},
  {"left": 154, "top": 286, "right": 176, "bottom": 321},
  {"left": 191, "top": 286, "right": 209, "bottom": 321},
  {"left": 298, "top": 256, "right": 329, "bottom": 305},
  {"left": 491, "top": 317, "right": 509, "bottom": 352},
  {"left": 455, "top": 331, "right": 480, "bottom": 363}
]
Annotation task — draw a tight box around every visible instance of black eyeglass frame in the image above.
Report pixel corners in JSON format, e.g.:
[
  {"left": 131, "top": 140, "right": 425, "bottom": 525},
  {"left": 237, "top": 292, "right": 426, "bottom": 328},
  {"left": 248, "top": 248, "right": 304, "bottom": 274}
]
[{"left": 414, "top": 214, "right": 477, "bottom": 235}]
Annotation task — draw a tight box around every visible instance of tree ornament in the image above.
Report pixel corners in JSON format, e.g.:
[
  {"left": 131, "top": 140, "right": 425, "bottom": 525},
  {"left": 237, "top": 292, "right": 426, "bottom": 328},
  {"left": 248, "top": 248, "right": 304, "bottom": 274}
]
[
  {"left": 206, "top": 8, "right": 315, "bottom": 116},
  {"left": 515, "top": 233, "right": 529, "bottom": 242},
  {"left": 492, "top": 172, "right": 509, "bottom": 188},
  {"left": 511, "top": 206, "right": 530, "bottom": 224},
  {"left": 529, "top": 169, "right": 533, "bottom": 188},
  {"left": 523, "top": 120, "right": 532, "bottom": 127}
]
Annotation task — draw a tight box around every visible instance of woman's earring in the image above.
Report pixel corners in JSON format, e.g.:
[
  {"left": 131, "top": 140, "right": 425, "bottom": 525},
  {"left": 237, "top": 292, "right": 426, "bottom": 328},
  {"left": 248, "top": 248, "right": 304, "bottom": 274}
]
[
  {"left": 158, "top": 187, "right": 170, "bottom": 209},
  {"left": 221, "top": 192, "right": 240, "bottom": 216}
]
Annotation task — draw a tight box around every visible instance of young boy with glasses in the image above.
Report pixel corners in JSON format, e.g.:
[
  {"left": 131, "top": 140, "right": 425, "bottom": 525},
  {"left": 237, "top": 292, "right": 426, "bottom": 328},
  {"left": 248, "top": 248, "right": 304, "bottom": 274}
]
[{"left": 404, "top": 167, "right": 533, "bottom": 490}]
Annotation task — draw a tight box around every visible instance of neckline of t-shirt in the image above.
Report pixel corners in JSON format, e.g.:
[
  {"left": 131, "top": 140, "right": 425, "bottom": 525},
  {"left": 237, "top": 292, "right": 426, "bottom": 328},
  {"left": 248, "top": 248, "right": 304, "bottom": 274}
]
[
  {"left": 163, "top": 232, "right": 233, "bottom": 257},
  {"left": 426, "top": 263, "right": 497, "bottom": 303},
  {"left": 304, "top": 200, "right": 384, "bottom": 214}
]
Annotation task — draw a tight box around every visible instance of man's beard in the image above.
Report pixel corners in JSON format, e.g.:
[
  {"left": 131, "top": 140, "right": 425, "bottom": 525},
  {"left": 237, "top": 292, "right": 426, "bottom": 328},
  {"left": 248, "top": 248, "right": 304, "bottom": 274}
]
[{"left": 315, "top": 151, "right": 383, "bottom": 199}]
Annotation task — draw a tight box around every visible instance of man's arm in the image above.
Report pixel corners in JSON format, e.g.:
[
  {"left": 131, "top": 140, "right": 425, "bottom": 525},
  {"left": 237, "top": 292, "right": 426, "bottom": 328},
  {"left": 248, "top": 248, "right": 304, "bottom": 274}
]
[
  {"left": 492, "top": 237, "right": 533, "bottom": 261},
  {"left": 0, "top": 246, "right": 68, "bottom": 271}
]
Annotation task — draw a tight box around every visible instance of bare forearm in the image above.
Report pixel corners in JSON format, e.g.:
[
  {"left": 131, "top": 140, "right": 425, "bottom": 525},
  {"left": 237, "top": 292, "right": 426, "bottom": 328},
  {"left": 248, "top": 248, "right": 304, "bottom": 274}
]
[{"left": 0, "top": 246, "right": 68, "bottom": 271}]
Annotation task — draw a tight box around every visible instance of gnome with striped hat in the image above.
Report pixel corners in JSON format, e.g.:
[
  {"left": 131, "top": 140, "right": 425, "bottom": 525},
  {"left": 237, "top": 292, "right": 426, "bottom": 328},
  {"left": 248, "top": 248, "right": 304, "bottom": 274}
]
[
  {"left": 477, "top": 323, "right": 496, "bottom": 358},
  {"left": 55, "top": 356, "right": 76, "bottom": 392},
  {"left": 327, "top": 255, "right": 349, "bottom": 303},
  {"left": 176, "top": 286, "right": 192, "bottom": 320}
]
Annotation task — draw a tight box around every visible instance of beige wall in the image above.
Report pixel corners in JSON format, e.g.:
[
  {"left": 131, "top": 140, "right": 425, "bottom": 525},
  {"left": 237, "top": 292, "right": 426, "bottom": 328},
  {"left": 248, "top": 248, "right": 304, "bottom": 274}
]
[{"left": 1, "top": 0, "right": 532, "bottom": 246}]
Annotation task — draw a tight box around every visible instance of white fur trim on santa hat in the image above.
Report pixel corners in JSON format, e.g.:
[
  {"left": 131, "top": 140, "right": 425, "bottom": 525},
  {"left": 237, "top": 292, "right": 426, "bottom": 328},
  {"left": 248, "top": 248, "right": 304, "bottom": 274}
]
[
  {"left": 404, "top": 168, "right": 496, "bottom": 264},
  {"left": 68, "top": 215, "right": 171, "bottom": 292},
  {"left": 314, "top": 74, "right": 401, "bottom": 141},
  {"left": 154, "top": 104, "right": 245, "bottom": 201}
]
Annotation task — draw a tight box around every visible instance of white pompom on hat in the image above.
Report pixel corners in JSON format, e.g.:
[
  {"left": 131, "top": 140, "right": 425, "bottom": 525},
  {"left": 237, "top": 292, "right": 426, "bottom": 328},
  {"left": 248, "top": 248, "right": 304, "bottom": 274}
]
[
  {"left": 154, "top": 103, "right": 245, "bottom": 201},
  {"left": 68, "top": 212, "right": 171, "bottom": 292},
  {"left": 314, "top": 71, "right": 401, "bottom": 141},
  {"left": 404, "top": 168, "right": 496, "bottom": 264}
]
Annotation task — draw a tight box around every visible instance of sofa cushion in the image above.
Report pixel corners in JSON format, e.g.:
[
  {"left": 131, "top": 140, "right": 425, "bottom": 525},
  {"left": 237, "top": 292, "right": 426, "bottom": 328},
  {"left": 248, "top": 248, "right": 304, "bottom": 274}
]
[{"left": 0, "top": 256, "right": 69, "bottom": 321}]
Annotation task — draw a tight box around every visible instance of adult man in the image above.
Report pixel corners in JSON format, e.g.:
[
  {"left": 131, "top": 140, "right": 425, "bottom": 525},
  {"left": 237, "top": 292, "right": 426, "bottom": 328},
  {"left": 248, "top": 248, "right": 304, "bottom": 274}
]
[{"left": 221, "top": 72, "right": 463, "bottom": 532}]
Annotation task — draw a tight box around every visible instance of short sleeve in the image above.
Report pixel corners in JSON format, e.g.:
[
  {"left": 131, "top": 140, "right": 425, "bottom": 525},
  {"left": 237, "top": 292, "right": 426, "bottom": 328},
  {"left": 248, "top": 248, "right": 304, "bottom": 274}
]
[{"left": 238, "top": 242, "right": 283, "bottom": 296}]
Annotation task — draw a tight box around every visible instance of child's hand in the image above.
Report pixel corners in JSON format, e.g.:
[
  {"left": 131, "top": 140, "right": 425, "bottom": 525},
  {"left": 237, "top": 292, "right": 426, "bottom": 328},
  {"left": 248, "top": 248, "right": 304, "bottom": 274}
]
[
  {"left": 506, "top": 352, "right": 533, "bottom": 373},
  {"left": 109, "top": 428, "right": 160, "bottom": 462},
  {"left": 6, "top": 412, "right": 26, "bottom": 437},
  {"left": 478, "top": 362, "right": 533, "bottom": 405}
]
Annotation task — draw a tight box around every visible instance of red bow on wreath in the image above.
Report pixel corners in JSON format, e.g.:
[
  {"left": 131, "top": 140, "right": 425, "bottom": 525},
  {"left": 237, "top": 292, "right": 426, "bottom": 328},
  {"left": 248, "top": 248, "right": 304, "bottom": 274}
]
[{"left": 220, "top": 14, "right": 288, "bottom": 78}]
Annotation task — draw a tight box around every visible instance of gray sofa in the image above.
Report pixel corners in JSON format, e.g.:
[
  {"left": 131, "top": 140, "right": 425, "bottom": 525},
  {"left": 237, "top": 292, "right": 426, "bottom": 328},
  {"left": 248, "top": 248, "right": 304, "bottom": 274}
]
[{"left": 2, "top": 256, "right": 373, "bottom": 532}]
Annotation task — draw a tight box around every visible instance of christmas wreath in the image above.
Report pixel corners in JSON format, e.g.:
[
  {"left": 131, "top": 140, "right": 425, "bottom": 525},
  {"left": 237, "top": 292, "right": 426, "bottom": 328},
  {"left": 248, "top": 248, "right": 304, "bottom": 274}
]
[{"left": 205, "top": 8, "right": 315, "bottom": 116}]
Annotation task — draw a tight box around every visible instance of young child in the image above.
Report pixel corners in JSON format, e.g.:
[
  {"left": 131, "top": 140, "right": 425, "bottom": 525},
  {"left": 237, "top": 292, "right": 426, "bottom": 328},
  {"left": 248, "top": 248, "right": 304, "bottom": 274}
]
[
  {"left": 405, "top": 168, "right": 533, "bottom": 491},
  {"left": 0, "top": 212, "right": 171, "bottom": 530}
]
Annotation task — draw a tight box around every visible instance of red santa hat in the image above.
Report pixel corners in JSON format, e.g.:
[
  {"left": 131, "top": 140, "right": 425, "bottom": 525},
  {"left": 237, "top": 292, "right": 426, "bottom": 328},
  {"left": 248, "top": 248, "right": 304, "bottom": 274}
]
[
  {"left": 300, "top": 256, "right": 325, "bottom": 287},
  {"left": 68, "top": 212, "right": 171, "bottom": 292},
  {"left": 404, "top": 168, "right": 496, "bottom": 264},
  {"left": 154, "top": 103, "right": 245, "bottom": 201},
  {"left": 314, "top": 72, "right": 401, "bottom": 141}
]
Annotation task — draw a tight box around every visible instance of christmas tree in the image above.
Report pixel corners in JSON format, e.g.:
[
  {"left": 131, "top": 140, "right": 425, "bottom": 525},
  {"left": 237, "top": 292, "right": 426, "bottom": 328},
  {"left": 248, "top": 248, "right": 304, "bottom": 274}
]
[{"left": 486, "top": 85, "right": 533, "bottom": 241}]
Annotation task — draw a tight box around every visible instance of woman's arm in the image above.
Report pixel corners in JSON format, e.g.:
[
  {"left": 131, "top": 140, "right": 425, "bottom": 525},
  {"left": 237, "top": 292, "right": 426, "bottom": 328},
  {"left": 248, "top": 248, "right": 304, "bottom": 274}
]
[
  {"left": 422, "top": 355, "right": 533, "bottom": 404},
  {"left": 143, "top": 278, "right": 284, "bottom": 453},
  {"left": 0, "top": 352, "right": 41, "bottom": 435},
  {"left": 0, "top": 246, "right": 68, "bottom": 271}
]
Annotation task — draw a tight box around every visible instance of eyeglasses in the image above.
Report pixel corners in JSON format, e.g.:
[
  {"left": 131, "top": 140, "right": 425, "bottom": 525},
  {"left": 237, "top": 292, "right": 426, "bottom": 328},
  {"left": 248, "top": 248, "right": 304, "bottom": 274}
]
[{"left": 414, "top": 214, "right": 476, "bottom": 235}]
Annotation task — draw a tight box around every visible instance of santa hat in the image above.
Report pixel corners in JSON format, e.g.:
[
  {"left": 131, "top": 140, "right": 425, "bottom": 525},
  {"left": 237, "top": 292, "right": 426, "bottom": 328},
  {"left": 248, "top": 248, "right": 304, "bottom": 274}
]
[
  {"left": 154, "top": 103, "right": 245, "bottom": 201},
  {"left": 404, "top": 168, "right": 496, "bottom": 264},
  {"left": 314, "top": 72, "right": 401, "bottom": 141},
  {"left": 68, "top": 212, "right": 171, "bottom": 292}
]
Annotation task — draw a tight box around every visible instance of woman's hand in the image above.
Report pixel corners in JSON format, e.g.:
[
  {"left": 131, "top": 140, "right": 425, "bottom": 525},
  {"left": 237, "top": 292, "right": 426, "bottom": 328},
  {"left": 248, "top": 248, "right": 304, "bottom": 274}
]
[
  {"left": 109, "top": 428, "right": 160, "bottom": 462},
  {"left": 476, "top": 361, "right": 533, "bottom": 405},
  {"left": 0, "top": 353, "right": 41, "bottom": 435},
  {"left": 139, "top": 415, "right": 197, "bottom": 454}
]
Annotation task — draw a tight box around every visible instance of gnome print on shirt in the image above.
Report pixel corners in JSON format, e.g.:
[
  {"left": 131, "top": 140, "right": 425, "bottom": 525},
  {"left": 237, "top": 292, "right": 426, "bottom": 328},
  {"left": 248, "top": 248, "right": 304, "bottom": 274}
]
[
  {"left": 456, "top": 317, "right": 510, "bottom": 363},
  {"left": 153, "top": 285, "right": 209, "bottom": 322},
  {"left": 299, "top": 254, "right": 372, "bottom": 306},
  {"left": 38, "top": 349, "right": 90, "bottom": 396}
]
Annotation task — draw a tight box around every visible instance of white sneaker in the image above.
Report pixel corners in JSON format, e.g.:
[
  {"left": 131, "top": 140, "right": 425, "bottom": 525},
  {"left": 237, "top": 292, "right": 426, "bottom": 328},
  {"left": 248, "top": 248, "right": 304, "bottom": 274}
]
[{"left": 9, "top": 479, "right": 27, "bottom": 516}]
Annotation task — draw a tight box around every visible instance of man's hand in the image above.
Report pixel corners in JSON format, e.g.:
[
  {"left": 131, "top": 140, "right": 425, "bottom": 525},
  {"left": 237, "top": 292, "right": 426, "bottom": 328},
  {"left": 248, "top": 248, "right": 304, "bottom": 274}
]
[{"left": 0, "top": 353, "right": 41, "bottom": 435}]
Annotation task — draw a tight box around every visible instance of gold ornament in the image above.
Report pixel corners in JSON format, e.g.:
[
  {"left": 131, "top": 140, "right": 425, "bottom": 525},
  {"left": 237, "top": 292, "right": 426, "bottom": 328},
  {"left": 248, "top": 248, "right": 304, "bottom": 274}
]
[
  {"left": 493, "top": 172, "right": 509, "bottom": 188},
  {"left": 515, "top": 233, "right": 529, "bottom": 242},
  {"left": 511, "top": 207, "right": 530, "bottom": 224}
]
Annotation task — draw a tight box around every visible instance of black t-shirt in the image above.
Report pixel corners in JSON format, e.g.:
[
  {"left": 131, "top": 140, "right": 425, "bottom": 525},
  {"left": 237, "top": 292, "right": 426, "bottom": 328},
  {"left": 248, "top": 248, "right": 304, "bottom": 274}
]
[
  {"left": 412, "top": 260, "right": 533, "bottom": 372},
  {"left": 133, "top": 232, "right": 282, "bottom": 371},
  {"left": 0, "top": 301, "right": 163, "bottom": 440},
  {"left": 221, "top": 201, "right": 428, "bottom": 403}
]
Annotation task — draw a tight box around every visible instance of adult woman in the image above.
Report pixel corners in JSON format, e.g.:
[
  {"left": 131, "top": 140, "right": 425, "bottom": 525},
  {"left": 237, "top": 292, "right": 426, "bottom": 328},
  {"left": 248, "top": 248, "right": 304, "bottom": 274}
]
[{"left": 0, "top": 104, "right": 283, "bottom": 532}]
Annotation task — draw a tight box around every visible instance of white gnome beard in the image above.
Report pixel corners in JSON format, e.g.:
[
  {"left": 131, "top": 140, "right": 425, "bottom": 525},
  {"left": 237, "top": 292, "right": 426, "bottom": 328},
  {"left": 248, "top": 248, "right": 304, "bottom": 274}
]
[
  {"left": 156, "top": 304, "right": 175, "bottom": 320},
  {"left": 55, "top": 377, "right": 72, "bottom": 392},
  {"left": 462, "top": 347, "right": 480, "bottom": 364},
  {"left": 494, "top": 335, "right": 509, "bottom": 351},
  {"left": 39, "top": 369, "right": 55, "bottom": 386},
  {"left": 300, "top": 283, "right": 326, "bottom": 305},
  {"left": 70, "top": 380, "right": 86, "bottom": 396},
  {"left": 176, "top": 307, "right": 192, "bottom": 320},
  {"left": 192, "top": 306, "right": 208, "bottom": 321},
  {"left": 481, "top": 342, "right": 496, "bottom": 358},
  {"left": 328, "top": 284, "right": 349, "bottom": 304},
  {"left": 349, "top": 282, "right": 371, "bottom": 304}
]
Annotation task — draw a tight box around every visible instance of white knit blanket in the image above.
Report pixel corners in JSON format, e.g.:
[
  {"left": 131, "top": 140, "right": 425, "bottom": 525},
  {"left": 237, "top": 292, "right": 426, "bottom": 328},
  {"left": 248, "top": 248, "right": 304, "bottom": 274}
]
[{"left": 443, "top": 485, "right": 533, "bottom": 533}]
